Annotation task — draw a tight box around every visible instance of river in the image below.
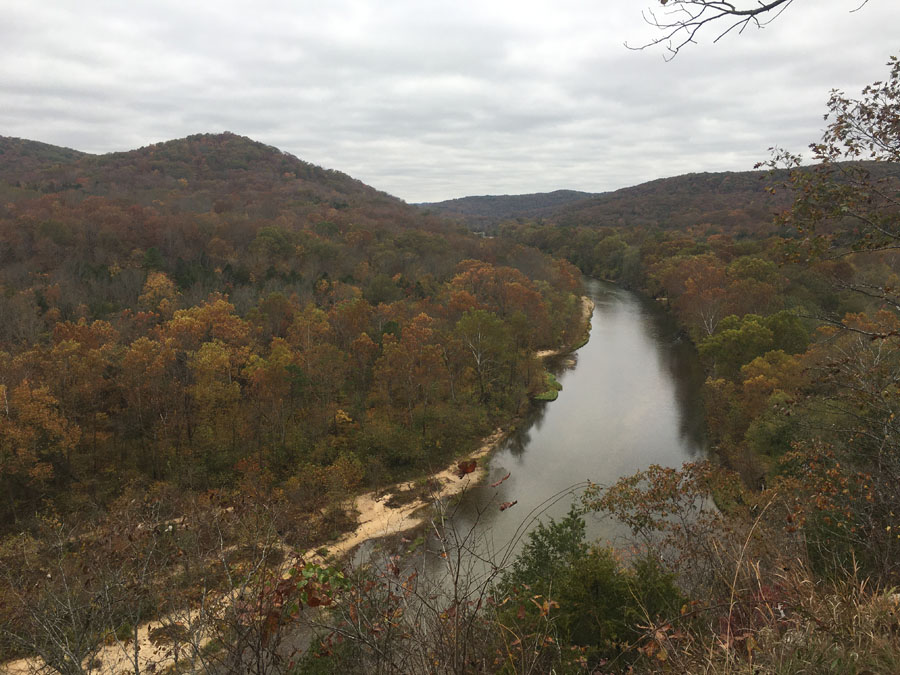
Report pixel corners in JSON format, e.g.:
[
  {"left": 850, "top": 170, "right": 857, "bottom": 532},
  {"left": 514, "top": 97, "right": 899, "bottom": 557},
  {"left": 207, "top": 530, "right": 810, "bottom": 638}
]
[
  {"left": 429, "top": 278, "right": 708, "bottom": 568},
  {"left": 0, "top": 280, "right": 707, "bottom": 675}
]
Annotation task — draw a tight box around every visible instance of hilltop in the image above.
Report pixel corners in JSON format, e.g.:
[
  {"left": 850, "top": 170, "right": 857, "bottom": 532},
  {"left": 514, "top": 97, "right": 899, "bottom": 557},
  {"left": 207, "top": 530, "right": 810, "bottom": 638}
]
[
  {"left": 421, "top": 170, "right": 792, "bottom": 233},
  {"left": 421, "top": 163, "right": 899, "bottom": 235},
  {"left": 419, "top": 189, "right": 595, "bottom": 229},
  {"left": 0, "top": 132, "right": 426, "bottom": 228}
]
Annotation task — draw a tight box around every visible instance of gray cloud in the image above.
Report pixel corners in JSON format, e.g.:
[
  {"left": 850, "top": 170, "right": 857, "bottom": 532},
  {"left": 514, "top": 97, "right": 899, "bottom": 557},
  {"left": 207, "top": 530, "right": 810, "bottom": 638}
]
[{"left": 0, "top": 0, "right": 896, "bottom": 202}]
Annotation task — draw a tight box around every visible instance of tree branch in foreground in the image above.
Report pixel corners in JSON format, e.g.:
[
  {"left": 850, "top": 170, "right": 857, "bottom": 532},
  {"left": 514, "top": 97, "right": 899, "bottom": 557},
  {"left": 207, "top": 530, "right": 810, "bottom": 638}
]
[{"left": 629, "top": 0, "right": 869, "bottom": 60}]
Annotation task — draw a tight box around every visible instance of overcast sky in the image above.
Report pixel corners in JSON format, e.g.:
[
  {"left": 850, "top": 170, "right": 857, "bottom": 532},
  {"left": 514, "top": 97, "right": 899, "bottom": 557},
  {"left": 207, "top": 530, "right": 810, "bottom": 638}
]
[{"left": 1, "top": 1, "right": 896, "bottom": 202}]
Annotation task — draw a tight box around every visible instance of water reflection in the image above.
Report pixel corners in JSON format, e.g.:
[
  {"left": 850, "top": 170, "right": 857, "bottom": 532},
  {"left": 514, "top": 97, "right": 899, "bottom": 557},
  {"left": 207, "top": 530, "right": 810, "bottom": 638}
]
[{"left": 441, "top": 279, "right": 708, "bottom": 555}]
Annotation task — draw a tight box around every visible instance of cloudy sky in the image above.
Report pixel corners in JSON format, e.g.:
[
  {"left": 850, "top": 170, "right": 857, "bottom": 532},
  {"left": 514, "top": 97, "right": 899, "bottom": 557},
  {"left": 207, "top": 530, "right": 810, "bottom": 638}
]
[{"left": 1, "top": 1, "right": 896, "bottom": 202}]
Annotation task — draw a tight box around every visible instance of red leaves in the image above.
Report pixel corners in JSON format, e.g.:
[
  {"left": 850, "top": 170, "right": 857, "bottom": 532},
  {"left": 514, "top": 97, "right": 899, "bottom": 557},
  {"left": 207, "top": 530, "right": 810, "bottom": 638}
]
[
  {"left": 455, "top": 460, "right": 477, "bottom": 478},
  {"left": 499, "top": 500, "right": 517, "bottom": 511},
  {"left": 490, "top": 472, "right": 510, "bottom": 488}
]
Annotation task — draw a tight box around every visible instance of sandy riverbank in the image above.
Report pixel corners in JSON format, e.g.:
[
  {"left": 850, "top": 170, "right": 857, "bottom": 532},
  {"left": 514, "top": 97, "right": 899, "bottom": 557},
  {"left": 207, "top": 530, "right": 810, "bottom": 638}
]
[
  {"left": 1, "top": 294, "right": 594, "bottom": 675},
  {"left": 534, "top": 296, "right": 594, "bottom": 359},
  {"left": 317, "top": 294, "right": 594, "bottom": 559},
  {"left": 0, "top": 429, "right": 510, "bottom": 675}
]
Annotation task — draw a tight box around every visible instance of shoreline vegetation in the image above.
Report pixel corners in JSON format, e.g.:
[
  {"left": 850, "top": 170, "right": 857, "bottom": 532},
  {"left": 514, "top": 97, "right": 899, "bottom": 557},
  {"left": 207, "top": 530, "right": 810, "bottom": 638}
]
[
  {"left": 323, "top": 295, "right": 594, "bottom": 561},
  {"left": 0, "top": 133, "right": 595, "bottom": 674},
  {"left": 0, "top": 296, "right": 594, "bottom": 675}
]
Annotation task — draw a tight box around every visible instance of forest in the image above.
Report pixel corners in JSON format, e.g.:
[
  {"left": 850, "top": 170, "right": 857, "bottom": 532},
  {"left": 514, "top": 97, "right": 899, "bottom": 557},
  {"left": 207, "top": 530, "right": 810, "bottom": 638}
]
[
  {"left": 2, "top": 51, "right": 900, "bottom": 675},
  {"left": 0, "top": 132, "right": 589, "bottom": 672}
]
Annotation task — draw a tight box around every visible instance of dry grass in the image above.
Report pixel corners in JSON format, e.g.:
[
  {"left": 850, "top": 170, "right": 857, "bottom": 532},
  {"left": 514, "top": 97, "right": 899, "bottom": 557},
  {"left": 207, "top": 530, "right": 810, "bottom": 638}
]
[{"left": 635, "top": 559, "right": 900, "bottom": 675}]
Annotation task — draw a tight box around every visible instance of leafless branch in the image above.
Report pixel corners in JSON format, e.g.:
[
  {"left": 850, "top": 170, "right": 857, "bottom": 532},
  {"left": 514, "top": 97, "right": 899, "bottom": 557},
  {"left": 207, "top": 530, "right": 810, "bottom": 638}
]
[{"left": 625, "top": 0, "right": 822, "bottom": 59}]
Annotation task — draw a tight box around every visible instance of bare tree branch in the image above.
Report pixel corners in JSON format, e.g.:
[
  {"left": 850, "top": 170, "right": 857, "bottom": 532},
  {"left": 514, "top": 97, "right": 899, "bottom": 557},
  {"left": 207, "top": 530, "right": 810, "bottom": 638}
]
[{"left": 628, "top": 0, "right": 869, "bottom": 59}]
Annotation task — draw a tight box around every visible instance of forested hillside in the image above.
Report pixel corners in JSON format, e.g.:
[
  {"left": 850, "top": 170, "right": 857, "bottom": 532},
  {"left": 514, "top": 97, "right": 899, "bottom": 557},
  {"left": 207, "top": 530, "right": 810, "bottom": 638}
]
[
  {"left": 0, "top": 131, "right": 589, "bottom": 518},
  {"left": 4, "top": 56, "right": 900, "bottom": 673},
  {"left": 428, "top": 164, "right": 900, "bottom": 237},
  {"left": 0, "top": 133, "right": 589, "bottom": 669},
  {"left": 419, "top": 189, "right": 595, "bottom": 230},
  {"left": 421, "top": 170, "right": 792, "bottom": 234}
]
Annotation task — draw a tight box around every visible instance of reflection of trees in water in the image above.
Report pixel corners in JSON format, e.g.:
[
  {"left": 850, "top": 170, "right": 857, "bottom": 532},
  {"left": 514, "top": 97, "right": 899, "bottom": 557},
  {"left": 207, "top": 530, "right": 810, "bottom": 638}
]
[
  {"left": 588, "top": 279, "right": 707, "bottom": 456},
  {"left": 505, "top": 404, "right": 544, "bottom": 457},
  {"left": 635, "top": 292, "right": 708, "bottom": 455},
  {"left": 506, "top": 352, "right": 577, "bottom": 457}
]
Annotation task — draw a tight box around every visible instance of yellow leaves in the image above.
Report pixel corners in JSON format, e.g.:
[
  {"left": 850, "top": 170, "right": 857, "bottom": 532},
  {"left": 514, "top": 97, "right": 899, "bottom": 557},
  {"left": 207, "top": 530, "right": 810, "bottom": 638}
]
[
  {"left": 0, "top": 381, "right": 81, "bottom": 484},
  {"left": 529, "top": 595, "right": 559, "bottom": 618},
  {"left": 138, "top": 271, "right": 179, "bottom": 315},
  {"left": 188, "top": 340, "right": 244, "bottom": 406},
  {"left": 162, "top": 297, "right": 252, "bottom": 350},
  {"left": 741, "top": 350, "right": 803, "bottom": 392},
  {"left": 286, "top": 304, "right": 333, "bottom": 350},
  {"left": 123, "top": 336, "right": 176, "bottom": 381}
]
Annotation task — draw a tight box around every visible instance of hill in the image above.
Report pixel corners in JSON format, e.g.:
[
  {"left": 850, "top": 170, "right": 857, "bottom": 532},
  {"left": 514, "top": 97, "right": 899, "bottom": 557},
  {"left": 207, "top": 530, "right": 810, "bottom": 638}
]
[
  {"left": 0, "top": 132, "right": 585, "bottom": 529},
  {"left": 421, "top": 170, "right": 794, "bottom": 234},
  {"left": 0, "top": 132, "right": 418, "bottom": 225},
  {"left": 555, "top": 169, "right": 793, "bottom": 231},
  {"left": 0, "top": 132, "right": 584, "bottom": 341},
  {"left": 419, "top": 189, "right": 595, "bottom": 229},
  {"left": 422, "top": 163, "right": 899, "bottom": 236}
]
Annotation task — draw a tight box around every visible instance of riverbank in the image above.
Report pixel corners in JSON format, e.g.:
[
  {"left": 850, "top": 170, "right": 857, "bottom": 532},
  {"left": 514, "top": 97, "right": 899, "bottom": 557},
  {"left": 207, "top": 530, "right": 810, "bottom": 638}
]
[
  {"left": 320, "top": 294, "right": 595, "bottom": 560},
  {"left": 320, "top": 427, "right": 506, "bottom": 561},
  {"left": 534, "top": 295, "right": 594, "bottom": 359},
  {"left": 0, "top": 295, "right": 595, "bottom": 675}
]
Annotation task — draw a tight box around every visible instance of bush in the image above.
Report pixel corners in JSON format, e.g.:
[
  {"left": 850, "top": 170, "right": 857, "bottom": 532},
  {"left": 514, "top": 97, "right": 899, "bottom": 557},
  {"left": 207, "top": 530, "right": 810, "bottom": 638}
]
[{"left": 497, "top": 506, "right": 683, "bottom": 670}]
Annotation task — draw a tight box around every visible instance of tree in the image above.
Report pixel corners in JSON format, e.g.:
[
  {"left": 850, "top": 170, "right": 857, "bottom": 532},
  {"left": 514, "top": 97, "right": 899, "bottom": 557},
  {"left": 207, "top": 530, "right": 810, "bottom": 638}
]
[
  {"left": 0, "top": 381, "right": 80, "bottom": 521},
  {"left": 766, "top": 56, "right": 900, "bottom": 579},
  {"left": 498, "top": 506, "right": 682, "bottom": 670},
  {"left": 774, "top": 57, "right": 900, "bottom": 311},
  {"left": 632, "top": 0, "right": 869, "bottom": 59},
  {"left": 138, "top": 271, "right": 179, "bottom": 316},
  {"left": 453, "top": 309, "right": 514, "bottom": 404}
]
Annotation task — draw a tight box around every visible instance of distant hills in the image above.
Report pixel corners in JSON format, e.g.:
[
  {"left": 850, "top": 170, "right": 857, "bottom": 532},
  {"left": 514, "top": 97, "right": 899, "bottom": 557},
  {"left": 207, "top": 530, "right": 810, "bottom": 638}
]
[
  {"left": 4, "top": 133, "right": 894, "bottom": 240},
  {"left": 0, "top": 137, "right": 87, "bottom": 179},
  {"left": 422, "top": 163, "right": 900, "bottom": 234},
  {"left": 554, "top": 170, "right": 794, "bottom": 232},
  {"left": 421, "top": 170, "right": 796, "bottom": 233},
  {"left": 418, "top": 189, "right": 596, "bottom": 230}
]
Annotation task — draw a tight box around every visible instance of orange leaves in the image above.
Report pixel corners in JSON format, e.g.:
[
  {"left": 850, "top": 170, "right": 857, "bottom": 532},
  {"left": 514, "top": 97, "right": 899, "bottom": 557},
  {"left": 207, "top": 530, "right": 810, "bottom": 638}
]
[
  {"left": 450, "top": 259, "right": 547, "bottom": 328},
  {"left": 350, "top": 332, "right": 377, "bottom": 368},
  {"left": 373, "top": 312, "right": 445, "bottom": 420},
  {"left": 161, "top": 296, "right": 251, "bottom": 350},
  {"left": 499, "top": 500, "right": 518, "bottom": 511},
  {"left": 328, "top": 298, "right": 374, "bottom": 350},
  {"left": 52, "top": 317, "right": 119, "bottom": 349}
]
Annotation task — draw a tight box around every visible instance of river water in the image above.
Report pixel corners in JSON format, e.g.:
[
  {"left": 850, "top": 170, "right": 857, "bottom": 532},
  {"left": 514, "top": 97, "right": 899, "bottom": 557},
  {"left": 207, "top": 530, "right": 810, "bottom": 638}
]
[{"left": 433, "top": 279, "right": 708, "bottom": 566}]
